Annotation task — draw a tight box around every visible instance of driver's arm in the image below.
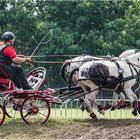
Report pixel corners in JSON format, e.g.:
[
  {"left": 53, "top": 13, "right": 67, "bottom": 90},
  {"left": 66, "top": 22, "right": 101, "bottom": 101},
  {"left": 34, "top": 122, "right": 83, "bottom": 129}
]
[
  {"left": 12, "top": 56, "right": 26, "bottom": 64},
  {"left": 3, "top": 46, "right": 32, "bottom": 64}
]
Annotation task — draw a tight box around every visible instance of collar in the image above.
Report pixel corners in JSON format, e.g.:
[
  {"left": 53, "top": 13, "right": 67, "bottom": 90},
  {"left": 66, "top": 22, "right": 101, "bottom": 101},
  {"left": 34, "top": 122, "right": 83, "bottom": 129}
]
[{"left": 3, "top": 41, "right": 12, "bottom": 45}]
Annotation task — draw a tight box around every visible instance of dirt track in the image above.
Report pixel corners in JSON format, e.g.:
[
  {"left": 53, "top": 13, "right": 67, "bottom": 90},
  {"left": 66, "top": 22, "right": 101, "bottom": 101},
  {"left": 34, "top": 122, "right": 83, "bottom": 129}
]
[
  {"left": 77, "top": 119, "right": 140, "bottom": 139},
  {"left": 45, "top": 119, "right": 140, "bottom": 139},
  {"left": 36, "top": 119, "right": 140, "bottom": 139},
  {"left": 1, "top": 118, "right": 140, "bottom": 139}
]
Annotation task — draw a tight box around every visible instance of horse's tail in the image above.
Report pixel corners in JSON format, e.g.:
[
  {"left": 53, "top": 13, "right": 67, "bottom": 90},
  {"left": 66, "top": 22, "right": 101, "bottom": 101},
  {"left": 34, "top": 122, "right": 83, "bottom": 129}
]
[
  {"left": 68, "top": 67, "right": 79, "bottom": 90},
  {"left": 60, "top": 62, "right": 70, "bottom": 83}
]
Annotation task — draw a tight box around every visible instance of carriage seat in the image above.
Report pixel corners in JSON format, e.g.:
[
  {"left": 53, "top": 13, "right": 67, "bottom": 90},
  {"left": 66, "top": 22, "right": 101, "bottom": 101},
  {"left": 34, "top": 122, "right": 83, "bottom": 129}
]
[
  {"left": 26, "top": 67, "right": 46, "bottom": 90},
  {"left": 27, "top": 74, "right": 44, "bottom": 90}
]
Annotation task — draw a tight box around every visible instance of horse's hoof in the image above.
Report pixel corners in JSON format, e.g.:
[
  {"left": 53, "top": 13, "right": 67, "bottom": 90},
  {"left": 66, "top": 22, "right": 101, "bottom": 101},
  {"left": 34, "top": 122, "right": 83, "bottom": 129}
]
[
  {"left": 111, "top": 106, "right": 116, "bottom": 111},
  {"left": 94, "top": 117, "right": 98, "bottom": 121},
  {"left": 99, "top": 110, "right": 105, "bottom": 115},
  {"left": 79, "top": 98, "right": 84, "bottom": 104},
  {"left": 104, "top": 104, "right": 112, "bottom": 111},
  {"left": 85, "top": 107, "right": 90, "bottom": 113},
  {"left": 80, "top": 106, "right": 85, "bottom": 112},
  {"left": 117, "top": 104, "right": 124, "bottom": 109},
  {"left": 132, "top": 110, "right": 138, "bottom": 116},
  {"left": 117, "top": 104, "right": 121, "bottom": 109},
  {"left": 90, "top": 112, "right": 98, "bottom": 120}
]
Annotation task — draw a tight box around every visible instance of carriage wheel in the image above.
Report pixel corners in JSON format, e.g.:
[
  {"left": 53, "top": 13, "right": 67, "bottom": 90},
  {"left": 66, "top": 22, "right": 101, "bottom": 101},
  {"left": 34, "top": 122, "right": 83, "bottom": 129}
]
[
  {"left": 20, "top": 95, "right": 50, "bottom": 124},
  {"left": 3, "top": 98, "right": 20, "bottom": 118},
  {"left": 0, "top": 105, "right": 5, "bottom": 125}
]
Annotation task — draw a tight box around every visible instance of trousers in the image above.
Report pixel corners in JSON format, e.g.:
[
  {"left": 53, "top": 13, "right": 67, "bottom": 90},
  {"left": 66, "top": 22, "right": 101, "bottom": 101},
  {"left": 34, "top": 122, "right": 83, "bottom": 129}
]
[{"left": 0, "top": 63, "right": 32, "bottom": 90}]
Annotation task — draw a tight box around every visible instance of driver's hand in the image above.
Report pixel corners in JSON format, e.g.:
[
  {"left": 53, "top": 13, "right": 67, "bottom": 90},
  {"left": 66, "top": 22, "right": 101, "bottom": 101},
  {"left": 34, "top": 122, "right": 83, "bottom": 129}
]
[
  {"left": 25, "top": 57, "right": 34, "bottom": 67},
  {"left": 26, "top": 57, "right": 32, "bottom": 63}
]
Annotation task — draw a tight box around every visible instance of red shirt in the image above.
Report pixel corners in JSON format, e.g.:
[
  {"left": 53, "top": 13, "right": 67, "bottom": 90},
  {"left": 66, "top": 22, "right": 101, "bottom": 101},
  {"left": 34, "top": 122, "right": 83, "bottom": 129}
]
[{"left": 3, "top": 46, "right": 17, "bottom": 59}]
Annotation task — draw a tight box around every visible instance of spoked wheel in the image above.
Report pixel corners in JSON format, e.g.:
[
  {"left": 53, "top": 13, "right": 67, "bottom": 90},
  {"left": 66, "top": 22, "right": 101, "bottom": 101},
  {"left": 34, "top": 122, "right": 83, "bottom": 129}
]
[
  {"left": 20, "top": 95, "right": 51, "bottom": 124},
  {"left": 3, "top": 98, "right": 21, "bottom": 118},
  {"left": 0, "top": 104, "right": 5, "bottom": 125}
]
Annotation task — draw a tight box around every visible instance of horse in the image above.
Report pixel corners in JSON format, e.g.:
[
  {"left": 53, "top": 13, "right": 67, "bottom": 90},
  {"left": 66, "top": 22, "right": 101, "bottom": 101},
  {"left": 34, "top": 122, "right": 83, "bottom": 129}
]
[
  {"left": 119, "top": 49, "right": 139, "bottom": 59},
  {"left": 61, "top": 49, "right": 139, "bottom": 113},
  {"left": 60, "top": 55, "right": 117, "bottom": 112},
  {"left": 75, "top": 52, "right": 140, "bottom": 120},
  {"left": 60, "top": 55, "right": 103, "bottom": 84},
  {"left": 61, "top": 49, "right": 139, "bottom": 83}
]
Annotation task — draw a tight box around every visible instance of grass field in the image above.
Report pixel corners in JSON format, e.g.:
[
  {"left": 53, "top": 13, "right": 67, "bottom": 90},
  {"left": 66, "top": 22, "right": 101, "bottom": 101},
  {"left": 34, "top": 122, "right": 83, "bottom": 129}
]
[{"left": 5, "top": 107, "right": 140, "bottom": 120}]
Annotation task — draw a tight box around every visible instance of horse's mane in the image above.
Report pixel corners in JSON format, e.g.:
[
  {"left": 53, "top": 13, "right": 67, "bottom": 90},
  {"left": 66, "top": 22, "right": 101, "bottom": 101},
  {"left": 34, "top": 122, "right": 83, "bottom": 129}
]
[{"left": 119, "top": 49, "right": 139, "bottom": 59}]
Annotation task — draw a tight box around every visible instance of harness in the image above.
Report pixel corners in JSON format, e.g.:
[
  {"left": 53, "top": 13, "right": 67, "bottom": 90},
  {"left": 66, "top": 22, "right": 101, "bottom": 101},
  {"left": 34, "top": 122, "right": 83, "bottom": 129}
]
[
  {"left": 0, "top": 43, "right": 12, "bottom": 64},
  {"left": 113, "top": 60, "right": 124, "bottom": 93},
  {"left": 79, "top": 59, "right": 138, "bottom": 94},
  {"left": 109, "top": 60, "right": 138, "bottom": 94}
]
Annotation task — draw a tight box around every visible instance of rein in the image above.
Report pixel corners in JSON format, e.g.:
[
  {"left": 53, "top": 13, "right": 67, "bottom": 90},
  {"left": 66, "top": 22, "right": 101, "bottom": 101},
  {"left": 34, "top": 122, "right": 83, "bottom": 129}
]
[
  {"left": 127, "top": 62, "right": 140, "bottom": 69},
  {"left": 32, "top": 60, "right": 92, "bottom": 64},
  {"left": 126, "top": 61, "right": 140, "bottom": 75},
  {"left": 32, "top": 56, "right": 114, "bottom": 64}
]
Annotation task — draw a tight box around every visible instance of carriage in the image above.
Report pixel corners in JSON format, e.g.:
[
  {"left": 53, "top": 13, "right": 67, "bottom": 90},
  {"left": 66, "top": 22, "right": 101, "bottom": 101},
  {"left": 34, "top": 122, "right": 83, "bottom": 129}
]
[
  {"left": 0, "top": 49, "right": 139, "bottom": 125},
  {"left": 0, "top": 67, "right": 62, "bottom": 125}
]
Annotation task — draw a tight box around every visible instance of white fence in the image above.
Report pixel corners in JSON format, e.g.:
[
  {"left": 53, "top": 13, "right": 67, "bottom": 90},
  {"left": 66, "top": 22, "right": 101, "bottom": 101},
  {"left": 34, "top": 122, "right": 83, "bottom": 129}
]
[{"left": 50, "top": 99, "right": 140, "bottom": 119}]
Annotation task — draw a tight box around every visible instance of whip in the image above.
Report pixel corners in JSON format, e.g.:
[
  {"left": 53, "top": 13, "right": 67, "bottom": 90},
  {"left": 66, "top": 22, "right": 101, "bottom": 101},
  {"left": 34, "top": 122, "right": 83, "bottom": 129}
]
[{"left": 30, "top": 29, "right": 53, "bottom": 58}]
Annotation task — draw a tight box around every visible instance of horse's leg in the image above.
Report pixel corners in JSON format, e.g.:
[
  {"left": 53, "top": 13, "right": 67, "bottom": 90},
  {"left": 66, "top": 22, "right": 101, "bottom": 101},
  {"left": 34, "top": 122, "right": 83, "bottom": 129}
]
[
  {"left": 72, "top": 74, "right": 90, "bottom": 112},
  {"left": 118, "top": 92, "right": 128, "bottom": 109},
  {"left": 79, "top": 80, "right": 104, "bottom": 120},
  {"left": 111, "top": 92, "right": 126, "bottom": 110},
  {"left": 102, "top": 91, "right": 119, "bottom": 111},
  {"left": 79, "top": 90, "right": 99, "bottom": 120},
  {"left": 132, "top": 92, "right": 139, "bottom": 115},
  {"left": 119, "top": 92, "right": 125, "bottom": 102},
  {"left": 89, "top": 88, "right": 105, "bottom": 114},
  {"left": 78, "top": 80, "right": 103, "bottom": 114},
  {"left": 124, "top": 87, "right": 138, "bottom": 116},
  {"left": 87, "top": 88, "right": 100, "bottom": 119},
  {"left": 77, "top": 81, "right": 91, "bottom": 112}
]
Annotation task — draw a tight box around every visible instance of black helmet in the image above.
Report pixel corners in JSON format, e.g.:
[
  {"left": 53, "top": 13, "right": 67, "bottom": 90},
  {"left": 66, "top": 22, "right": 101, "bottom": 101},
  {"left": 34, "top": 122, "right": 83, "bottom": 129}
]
[{"left": 2, "top": 31, "right": 15, "bottom": 41}]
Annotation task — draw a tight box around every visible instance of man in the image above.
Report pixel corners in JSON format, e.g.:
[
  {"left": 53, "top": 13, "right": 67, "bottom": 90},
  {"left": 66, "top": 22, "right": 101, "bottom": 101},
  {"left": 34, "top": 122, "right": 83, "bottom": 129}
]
[{"left": 0, "top": 31, "right": 32, "bottom": 90}]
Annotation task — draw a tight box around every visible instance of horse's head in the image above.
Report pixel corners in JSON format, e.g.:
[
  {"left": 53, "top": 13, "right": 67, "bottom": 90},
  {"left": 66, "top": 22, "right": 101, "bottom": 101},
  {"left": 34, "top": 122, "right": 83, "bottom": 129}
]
[
  {"left": 119, "top": 49, "right": 140, "bottom": 59},
  {"left": 126, "top": 53, "right": 140, "bottom": 72}
]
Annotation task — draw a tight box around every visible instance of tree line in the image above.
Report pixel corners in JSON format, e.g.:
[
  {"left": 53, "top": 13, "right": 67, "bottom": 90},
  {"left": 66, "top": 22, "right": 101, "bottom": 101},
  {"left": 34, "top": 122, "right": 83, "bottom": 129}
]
[{"left": 0, "top": 0, "right": 140, "bottom": 87}]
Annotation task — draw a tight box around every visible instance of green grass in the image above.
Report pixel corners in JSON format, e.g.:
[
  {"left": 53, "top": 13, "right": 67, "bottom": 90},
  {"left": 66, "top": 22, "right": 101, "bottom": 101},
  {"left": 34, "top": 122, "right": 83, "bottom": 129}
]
[
  {"left": 5, "top": 107, "right": 140, "bottom": 120},
  {"left": 0, "top": 118, "right": 72, "bottom": 139}
]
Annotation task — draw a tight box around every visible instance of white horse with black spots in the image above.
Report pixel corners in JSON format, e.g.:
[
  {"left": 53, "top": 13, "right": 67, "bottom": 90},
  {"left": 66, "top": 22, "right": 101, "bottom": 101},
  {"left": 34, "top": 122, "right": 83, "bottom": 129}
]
[
  {"left": 75, "top": 52, "right": 140, "bottom": 120},
  {"left": 61, "top": 49, "right": 139, "bottom": 113}
]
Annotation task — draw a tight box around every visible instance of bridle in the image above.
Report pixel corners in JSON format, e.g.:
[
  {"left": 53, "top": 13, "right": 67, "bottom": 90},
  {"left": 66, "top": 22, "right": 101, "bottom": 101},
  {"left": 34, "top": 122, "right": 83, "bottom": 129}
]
[{"left": 126, "top": 60, "right": 140, "bottom": 75}]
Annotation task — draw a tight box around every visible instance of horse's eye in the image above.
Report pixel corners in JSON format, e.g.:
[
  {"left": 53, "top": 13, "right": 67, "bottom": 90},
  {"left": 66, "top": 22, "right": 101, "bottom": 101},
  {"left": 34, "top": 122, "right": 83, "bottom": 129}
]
[{"left": 138, "top": 58, "right": 140, "bottom": 61}]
